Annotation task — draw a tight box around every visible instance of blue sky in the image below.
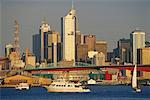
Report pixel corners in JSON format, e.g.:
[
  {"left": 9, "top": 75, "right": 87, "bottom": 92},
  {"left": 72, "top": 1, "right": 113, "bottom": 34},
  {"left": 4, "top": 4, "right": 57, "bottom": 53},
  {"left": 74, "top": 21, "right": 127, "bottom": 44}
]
[{"left": 0, "top": 0, "right": 150, "bottom": 56}]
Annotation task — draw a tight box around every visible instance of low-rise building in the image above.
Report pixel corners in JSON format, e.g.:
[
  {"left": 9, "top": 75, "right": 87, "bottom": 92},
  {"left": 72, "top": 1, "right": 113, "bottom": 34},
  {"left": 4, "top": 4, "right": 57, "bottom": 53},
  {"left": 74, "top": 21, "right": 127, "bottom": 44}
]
[
  {"left": 4, "top": 75, "right": 34, "bottom": 85},
  {"left": 94, "top": 52, "right": 105, "bottom": 66}
]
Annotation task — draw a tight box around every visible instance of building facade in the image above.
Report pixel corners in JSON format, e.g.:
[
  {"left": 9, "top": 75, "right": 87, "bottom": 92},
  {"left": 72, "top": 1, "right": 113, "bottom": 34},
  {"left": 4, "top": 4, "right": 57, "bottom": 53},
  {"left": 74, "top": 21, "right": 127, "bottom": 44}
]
[
  {"left": 62, "top": 7, "right": 76, "bottom": 61},
  {"left": 95, "top": 41, "right": 107, "bottom": 60},
  {"left": 118, "top": 38, "right": 131, "bottom": 63},
  {"left": 130, "top": 29, "right": 145, "bottom": 64},
  {"left": 84, "top": 34, "right": 96, "bottom": 51},
  {"left": 32, "top": 34, "right": 41, "bottom": 62},
  {"left": 5, "top": 44, "right": 14, "bottom": 57},
  {"left": 94, "top": 52, "right": 105, "bottom": 66},
  {"left": 76, "top": 44, "right": 88, "bottom": 62},
  {"left": 39, "top": 21, "right": 51, "bottom": 61},
  {"left": 137, "top": 47, "right": 150, "bottom": 64},
  {"left": 33, "top": 21, "right": 61, "bottom": 63}
]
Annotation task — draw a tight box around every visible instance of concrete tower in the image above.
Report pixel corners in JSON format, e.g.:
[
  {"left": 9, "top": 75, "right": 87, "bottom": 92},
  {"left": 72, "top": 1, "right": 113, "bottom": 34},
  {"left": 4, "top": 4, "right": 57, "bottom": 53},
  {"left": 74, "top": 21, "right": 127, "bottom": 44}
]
[
  {"left": 62, "top": 3, "right": 76, "bottom": 61},
  {"left": 130, "top": 29, "right": 145, "bottom": 64}
]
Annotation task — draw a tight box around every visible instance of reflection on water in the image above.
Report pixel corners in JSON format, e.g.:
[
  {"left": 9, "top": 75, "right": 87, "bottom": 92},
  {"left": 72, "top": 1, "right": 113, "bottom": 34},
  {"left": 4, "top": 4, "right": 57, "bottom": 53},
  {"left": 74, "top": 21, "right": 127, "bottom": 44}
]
[{"left": 1, "top": 85, "right": 150, "bottom": 100}]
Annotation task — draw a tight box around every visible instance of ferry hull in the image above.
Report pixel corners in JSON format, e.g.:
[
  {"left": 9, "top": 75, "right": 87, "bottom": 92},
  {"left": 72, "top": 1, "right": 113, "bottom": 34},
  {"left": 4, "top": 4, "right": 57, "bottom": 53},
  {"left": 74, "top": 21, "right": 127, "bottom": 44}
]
[{"left": 45, "top": 86, "right": 90, "bottom": 93}]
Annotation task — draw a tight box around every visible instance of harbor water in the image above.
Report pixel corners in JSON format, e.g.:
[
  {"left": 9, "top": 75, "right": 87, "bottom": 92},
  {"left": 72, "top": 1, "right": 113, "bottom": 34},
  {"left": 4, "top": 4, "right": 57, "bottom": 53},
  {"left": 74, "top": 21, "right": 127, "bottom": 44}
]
[{"left": 1, "top": 85, "right": 150, "bottom": 100}]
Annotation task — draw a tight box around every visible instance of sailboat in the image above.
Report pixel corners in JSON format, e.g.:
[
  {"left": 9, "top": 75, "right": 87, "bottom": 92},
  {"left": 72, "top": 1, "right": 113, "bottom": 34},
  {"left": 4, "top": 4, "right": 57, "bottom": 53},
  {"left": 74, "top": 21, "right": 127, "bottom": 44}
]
[{"left": 132, "top": 64, "right": 141, "bottom": 93}]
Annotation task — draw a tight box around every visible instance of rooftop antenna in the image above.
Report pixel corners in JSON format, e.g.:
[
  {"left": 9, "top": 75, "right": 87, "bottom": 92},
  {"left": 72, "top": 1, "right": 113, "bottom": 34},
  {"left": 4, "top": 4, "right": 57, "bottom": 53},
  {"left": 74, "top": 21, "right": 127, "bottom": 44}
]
[
  {"left": 42, "top": 17, "right": 46, "bottom": 24},
  {"left": 72, "top": 0, "right": 74, "bottom": 9}
]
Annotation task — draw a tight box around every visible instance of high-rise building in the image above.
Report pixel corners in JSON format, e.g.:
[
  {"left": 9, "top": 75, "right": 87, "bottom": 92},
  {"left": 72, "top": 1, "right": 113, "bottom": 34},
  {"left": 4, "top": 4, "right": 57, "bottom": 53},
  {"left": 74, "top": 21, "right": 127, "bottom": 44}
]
[
  {"left": 95, "top": 41, "right": 107, "bottom": 60},
  {"left": 137, "top": 47, "right": 150, "bottom": 64},
  {"left": 61, "top": 6, "right": 76, "bottom": 61},
  {"left": 130, "top": 29, "right": 145, "bottom": 64},
  {"left": 40, "top": 20, "right": 51, "bottom": 61},
  {"left": 33, "top": 20, "right": 61, "bottom": 63},
  {"left": 33, "top": 34, "right": 41, "bottom": 62},
  {"left": 84, "top": 34, "right": 96, "bottom": 51},
  {"left": 118, "top": 38, "right": 131, "bottom": 63},
  {"left": 48, "top": 31, "right": 61, "bottom": 63}
]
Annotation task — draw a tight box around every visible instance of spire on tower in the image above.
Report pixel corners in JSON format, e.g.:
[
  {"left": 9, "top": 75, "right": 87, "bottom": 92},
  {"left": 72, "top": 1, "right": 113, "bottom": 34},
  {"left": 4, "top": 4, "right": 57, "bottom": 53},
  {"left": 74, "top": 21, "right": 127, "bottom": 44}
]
[
  {"left": 71, "top": 0, "right": 74, "bottom": 9},
  {"left": 42, "top": 17, "right": 46, "bottom": 24}
]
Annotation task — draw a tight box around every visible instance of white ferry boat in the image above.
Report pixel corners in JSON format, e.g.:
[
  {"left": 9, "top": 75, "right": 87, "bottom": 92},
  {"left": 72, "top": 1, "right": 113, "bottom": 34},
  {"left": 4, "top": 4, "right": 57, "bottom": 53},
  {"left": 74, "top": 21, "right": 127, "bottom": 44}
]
[
  {"left": 45, "top": 80, "right": 90, "bottom": 92},
  {"left": 15, "top": 83, "right": 29, "bottom": 90}
]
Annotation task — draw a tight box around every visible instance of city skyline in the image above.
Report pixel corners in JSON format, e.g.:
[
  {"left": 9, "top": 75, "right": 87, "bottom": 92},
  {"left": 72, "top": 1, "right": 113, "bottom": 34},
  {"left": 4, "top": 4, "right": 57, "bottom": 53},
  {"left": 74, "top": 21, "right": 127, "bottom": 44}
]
[{"left": 1, "top": 0, "right": 150, "bottom": 56}]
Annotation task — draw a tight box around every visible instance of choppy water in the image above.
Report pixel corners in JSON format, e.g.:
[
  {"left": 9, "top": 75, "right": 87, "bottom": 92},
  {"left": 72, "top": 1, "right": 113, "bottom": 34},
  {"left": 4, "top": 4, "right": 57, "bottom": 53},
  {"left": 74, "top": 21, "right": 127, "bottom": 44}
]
[{"left": 0, "top": 85, "right": 150, "bottom": 100}]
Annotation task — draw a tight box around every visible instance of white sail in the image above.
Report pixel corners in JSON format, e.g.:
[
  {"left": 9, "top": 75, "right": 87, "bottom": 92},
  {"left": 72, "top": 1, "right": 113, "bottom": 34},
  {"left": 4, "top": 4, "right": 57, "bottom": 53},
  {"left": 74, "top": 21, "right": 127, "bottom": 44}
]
[{"left": 132, "top": 64, "right": 137, "bottom": 88}]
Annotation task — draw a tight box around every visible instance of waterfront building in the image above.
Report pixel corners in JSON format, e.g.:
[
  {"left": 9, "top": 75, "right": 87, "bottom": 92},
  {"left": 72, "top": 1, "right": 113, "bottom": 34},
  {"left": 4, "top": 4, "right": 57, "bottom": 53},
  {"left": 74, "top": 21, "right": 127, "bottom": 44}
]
[
  {"left": 5, "top": 44, "right": 14, "bottom": 57},
  {"left": 130, "top": 29, "right": 146, "bottom": 64},
  {"left": 137, "top": 47, "right": 150, "bottom": 64},
  {"left": 118, "top": 38, "right": 131, "bottom": 63},
  {"left": 94, "top": 52, "right": 105, "bottom": 66},
  {"left": 0, "top": 57, "right": 9, "bottom": 70},
  {"left": 84, "top": 34, "right": 96, "bottom": 51},
  {"left": 95, "top": 41, "right": 107, "bottom": 60},
  {"left": 61, "top": 5, "right": 76, "bottom": 62},
  {"left": 4, "top": 75, "right": 33, "bottom": 85},
  {"left": 76, "top": 44, "right": 88, "bottom": 62}
]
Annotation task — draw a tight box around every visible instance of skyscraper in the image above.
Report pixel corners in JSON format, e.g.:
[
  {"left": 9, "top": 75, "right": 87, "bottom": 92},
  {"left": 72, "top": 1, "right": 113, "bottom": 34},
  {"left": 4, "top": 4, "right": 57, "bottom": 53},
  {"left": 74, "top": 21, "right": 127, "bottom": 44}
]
[
  {"left": 61, "top": 5, "right": 76, "bottom": 61},
  {"left": 40, "top": 20, "right": 51, "bottom": 61},
  {"left": 33, "top": 20, "right": 61, "bottom": 63},
  {"left": 32, "top": 34, "right": 40, "bottom": 62},
  {"left": 130, "top": 29, "right": 145, "bottom": 64},
  {"left": 118, "top": 38, "right": 131, "bottom": 63}
]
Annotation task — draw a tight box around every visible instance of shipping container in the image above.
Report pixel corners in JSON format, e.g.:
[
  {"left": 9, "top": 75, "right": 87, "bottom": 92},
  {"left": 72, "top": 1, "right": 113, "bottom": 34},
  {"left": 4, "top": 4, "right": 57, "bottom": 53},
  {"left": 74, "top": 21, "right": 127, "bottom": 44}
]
[
  {"left": 89, "top": 73, "right": 105, "bottom": 80},
  {"left": 105, "top": 71, "right": 112, "bottom": 80},
  {"left": 99, "top": 74, "right": 105, "bottom": 80}
]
